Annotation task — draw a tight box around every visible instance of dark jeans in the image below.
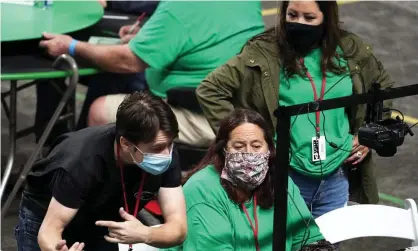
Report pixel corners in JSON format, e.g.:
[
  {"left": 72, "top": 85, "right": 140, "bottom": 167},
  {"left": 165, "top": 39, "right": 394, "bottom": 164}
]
[
  {"left": 35, "top": 72, "right": 147, "bottom": 145},
  {"left": 15, "top": 199, "right": 118, "bottom": 251},
  {"left": 15, "top": 203, "right": 42, "bottom": 251}
]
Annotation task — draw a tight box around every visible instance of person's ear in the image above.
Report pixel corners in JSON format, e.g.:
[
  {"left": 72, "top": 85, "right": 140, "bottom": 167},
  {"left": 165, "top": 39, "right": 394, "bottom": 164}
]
[{"left": 119, "top": 136, "right": 132, "bottom": 153}]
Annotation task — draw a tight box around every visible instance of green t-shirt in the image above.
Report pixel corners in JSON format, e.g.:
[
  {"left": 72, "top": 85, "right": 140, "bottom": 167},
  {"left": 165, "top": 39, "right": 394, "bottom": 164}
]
[
  {"left": 129, "top": 1, "right": 265, "bottom": 98},
  {"left": 161, "top": 165, "right": 323, "bottom": 251},
  {"left": 278, "top": 48, "right": 353, "bottom": 178}
]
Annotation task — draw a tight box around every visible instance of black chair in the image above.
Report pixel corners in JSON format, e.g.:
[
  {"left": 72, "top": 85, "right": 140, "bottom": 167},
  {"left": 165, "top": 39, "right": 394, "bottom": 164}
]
[
  {"left": 175, "top": 143, "right": 207, "bottom": 171},
  {"left": 166, "top": 87, "right": 203, "bottom": 114},
  {"left": 166, "top": 87, "right": 208, "bottom": 171}
]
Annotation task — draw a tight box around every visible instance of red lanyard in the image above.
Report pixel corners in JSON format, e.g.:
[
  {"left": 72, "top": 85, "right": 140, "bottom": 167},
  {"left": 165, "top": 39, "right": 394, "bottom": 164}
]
[
  {"left": 116, "top": 145, "right": 147, "bottom": 251},
  {"left": 300, "top": 58, "right": 327, "bottom": 137},
  {"left": 241, "top": 195, "right": 259, "bottom": 251}
]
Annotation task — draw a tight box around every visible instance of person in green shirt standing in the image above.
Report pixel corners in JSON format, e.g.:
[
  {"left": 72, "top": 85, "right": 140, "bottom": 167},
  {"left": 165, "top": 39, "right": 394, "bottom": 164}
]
[
  {"left": 39, "top": 0, "right": 265, "bottom": 148},
  {"left": 197, "top": 0, "right": 393, "bottom": 218},
  {"left": 162, "top": 109, "right": 334, "bottom": 251}
]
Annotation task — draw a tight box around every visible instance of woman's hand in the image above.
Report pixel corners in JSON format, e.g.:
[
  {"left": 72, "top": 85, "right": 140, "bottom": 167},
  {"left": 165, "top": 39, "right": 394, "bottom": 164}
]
[{"left": 344, "top": 135, "right": 370, "bottom": 165}]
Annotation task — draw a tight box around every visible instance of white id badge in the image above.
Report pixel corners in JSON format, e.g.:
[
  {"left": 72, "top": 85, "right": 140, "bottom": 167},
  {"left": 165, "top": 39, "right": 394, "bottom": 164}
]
[{"left": 312, "top": 136, "right": 326, "bottom": 162}]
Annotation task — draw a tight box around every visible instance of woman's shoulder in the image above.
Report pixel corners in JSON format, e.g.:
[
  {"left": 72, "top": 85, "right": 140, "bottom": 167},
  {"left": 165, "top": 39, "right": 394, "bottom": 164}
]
[
  {"left": 183, "top": 165, "right": 230, "bottom": 205},
  {"left": 185, "top": 165, "right": 219, "bottom": 185},
  {"left": 247, "top": 28, "right": 277, "bottom": 45},
  {"left": 340, "top": 29, "right": 374, "bottom": 60},
  {"left": 340, "top": 29, "right": 367, "bottom": 42},
  {"left": 237, "top": 28, "right": 279, "bottom": 62}
]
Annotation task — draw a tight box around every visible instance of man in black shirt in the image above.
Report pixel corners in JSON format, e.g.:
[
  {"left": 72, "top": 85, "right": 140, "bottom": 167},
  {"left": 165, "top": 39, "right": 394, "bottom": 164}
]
[{"left": 16, "top": 91, "right": 186, "bottom": 251}]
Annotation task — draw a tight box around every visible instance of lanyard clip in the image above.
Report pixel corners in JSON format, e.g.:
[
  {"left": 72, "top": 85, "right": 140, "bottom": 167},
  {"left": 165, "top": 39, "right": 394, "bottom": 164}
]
[
  {"left": 316, "top": 127, "right": 320, "bottom": 138},
  {"left": 128, "top": 248, "right": 133, "bottom": 251}
]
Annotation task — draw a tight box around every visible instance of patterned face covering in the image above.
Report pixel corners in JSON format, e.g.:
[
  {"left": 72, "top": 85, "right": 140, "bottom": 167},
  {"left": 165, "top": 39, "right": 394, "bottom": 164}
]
[{"left": 221, "top": 151, "right": 270, "bottom": 191}]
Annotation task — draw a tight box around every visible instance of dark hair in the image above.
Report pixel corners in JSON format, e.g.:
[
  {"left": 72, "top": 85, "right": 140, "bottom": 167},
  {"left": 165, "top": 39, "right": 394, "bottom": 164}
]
[
  {"left": 183, "top": 109, "right": 276, "bottom": 209},
  {"left": 276, "top": 1, "right": 346, "bottom": 78},
  {"left": 115, "top": 91, "right": 179, "bottom": 144}
]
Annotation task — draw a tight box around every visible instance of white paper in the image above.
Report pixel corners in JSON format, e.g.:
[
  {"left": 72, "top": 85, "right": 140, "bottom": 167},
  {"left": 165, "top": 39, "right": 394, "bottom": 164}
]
[
  {"left": 88, "top": 36, "right": 121, "bottom": 45},
  {"left": 103, "top": 15, "right": 129, "bottom": 20}
]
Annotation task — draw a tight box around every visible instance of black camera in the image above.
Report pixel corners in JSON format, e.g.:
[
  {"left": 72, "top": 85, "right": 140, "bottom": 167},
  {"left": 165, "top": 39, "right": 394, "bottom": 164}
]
[
  {"left": 357, "top": 83, "right": 414, "bottom": 157},
  {"left": 358, "top": 116, "right": 414, "bottom": 157}
]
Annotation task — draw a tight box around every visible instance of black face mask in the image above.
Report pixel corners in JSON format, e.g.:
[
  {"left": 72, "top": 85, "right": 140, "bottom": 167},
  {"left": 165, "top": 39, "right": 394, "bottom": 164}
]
[{"left": 285, "top": 22, "right": 324, "bottom": 54}]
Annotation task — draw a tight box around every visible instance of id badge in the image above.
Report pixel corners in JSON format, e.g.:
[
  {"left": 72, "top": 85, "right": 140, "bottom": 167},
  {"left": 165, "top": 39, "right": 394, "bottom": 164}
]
[{"left": 312, "top": 136, "right": 326, "bottom": 162}]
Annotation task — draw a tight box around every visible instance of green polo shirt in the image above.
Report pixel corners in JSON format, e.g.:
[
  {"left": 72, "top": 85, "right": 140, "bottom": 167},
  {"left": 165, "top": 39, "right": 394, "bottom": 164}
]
[
  {"left": 129, "top": 1, "right": 265, "bottom": 98},
  {"left": 161, "top": 165, "right": 323, "bottom": 251},
  {"left": 278, "top": 48, "right": 353, "bottom": 178}
]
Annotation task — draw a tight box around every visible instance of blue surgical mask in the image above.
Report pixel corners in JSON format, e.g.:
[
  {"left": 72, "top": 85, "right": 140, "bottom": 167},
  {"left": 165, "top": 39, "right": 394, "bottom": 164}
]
[{"left": 130, "top": 145, "right": 173, "bottom": 175}]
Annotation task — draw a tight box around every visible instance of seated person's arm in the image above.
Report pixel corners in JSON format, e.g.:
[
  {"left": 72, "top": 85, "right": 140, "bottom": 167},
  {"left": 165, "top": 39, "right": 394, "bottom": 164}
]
[
  {"left": 74, "top": 43, "right": 147, "bottom": 73},
  {"left": 39, "top": 6, "right": 186, "bottom": 76},
  {"left": 147, "top": 147, "right": 186, "bottom": 248},
  {"left": 147, "top": 187, "right": 187, "bottom": 248},
  {"left": 196, "top": 55, "right": 246, "bottom": 133},
  {"left": 38, "top": 170, "right": 94, "bottom": 251},
  {"left": 39, "top": 33, "right": 146, "bottom": 74}
]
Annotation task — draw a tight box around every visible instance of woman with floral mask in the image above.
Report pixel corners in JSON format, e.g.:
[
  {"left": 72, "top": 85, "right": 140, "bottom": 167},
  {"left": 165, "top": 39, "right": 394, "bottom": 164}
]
[
  {"left": 161, "top": 109, "right": 334, "bottom": 251},
  {"left": 197, "top": 0, "right": 394, "bottom": 217}
]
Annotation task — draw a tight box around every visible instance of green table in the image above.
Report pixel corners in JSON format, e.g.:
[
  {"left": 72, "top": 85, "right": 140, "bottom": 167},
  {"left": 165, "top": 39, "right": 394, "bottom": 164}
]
[
  {"left": 0, "top": 1, "right": 103, "bottom": 214},
  {"left": 1, "top": 1, "right": 104, "bottom": 42}
]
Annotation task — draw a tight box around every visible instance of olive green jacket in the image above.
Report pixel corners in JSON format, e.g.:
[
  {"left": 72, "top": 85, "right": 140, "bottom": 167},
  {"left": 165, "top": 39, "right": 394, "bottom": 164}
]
[{"left": 197, "top": 30, "right": 394, "bottom": 204}]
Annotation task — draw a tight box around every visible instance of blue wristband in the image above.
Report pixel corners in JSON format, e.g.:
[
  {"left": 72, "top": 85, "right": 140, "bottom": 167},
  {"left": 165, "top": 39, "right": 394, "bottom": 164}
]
[{"left": 68, "top": 39, "right": 78, "bottom": 56}]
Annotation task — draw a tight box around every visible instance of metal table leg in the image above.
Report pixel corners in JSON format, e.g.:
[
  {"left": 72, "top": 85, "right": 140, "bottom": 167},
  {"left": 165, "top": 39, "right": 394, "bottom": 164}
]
[
  {"left": 1, "top": 55, "right": 79, "bottom": 218},
  {"left": 0, "top": 80, "right": 17, "bottom": 200}
]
